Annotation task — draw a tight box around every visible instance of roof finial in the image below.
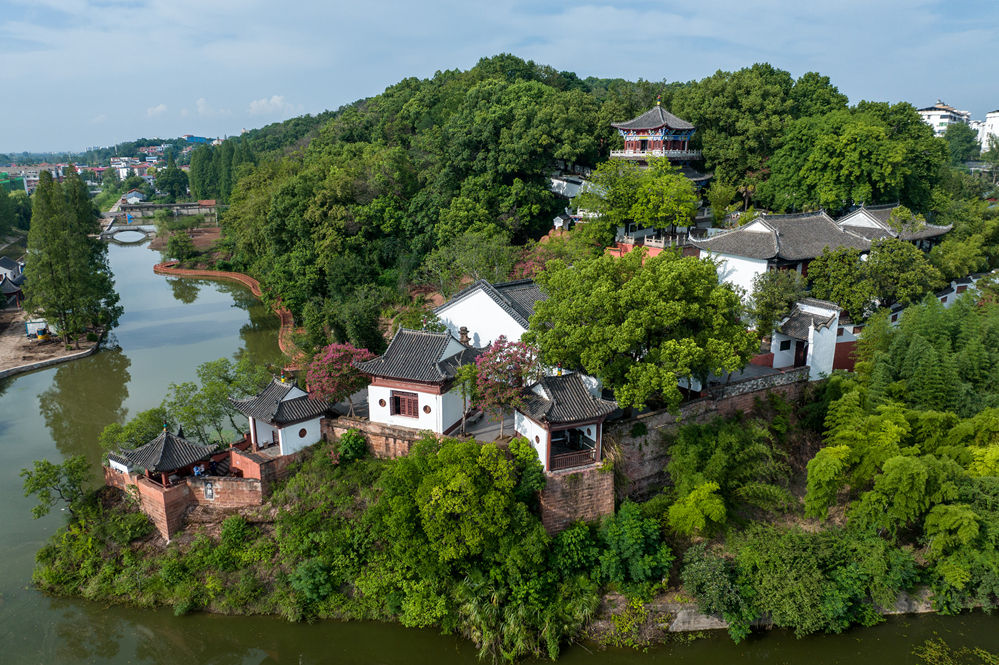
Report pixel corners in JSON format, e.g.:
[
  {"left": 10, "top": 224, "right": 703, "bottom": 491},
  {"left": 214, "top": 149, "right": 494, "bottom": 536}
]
[
  {"left": 656, "top": 94, "right": 661, "bottom": 107},
  {"left": 163, "top": 421, "right": 168, "bottom": 432}
]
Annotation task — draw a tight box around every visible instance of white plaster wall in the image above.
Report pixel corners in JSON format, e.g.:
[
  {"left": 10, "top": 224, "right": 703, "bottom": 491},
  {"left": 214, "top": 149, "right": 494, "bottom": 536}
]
[
  {"left": 255, "top": 420, "right": 280, "bottom": 447},
  {"left": 279, "top": 417, "right": 322, "bottom": 456},
  {"left": 109, "top": 459, "right": 129, "bottom": 474},
  {"left": 440, "top": 390, "right": 464, "bottom": 433},
  {"left": 367, "top": 384, "right": 441, "bottom": 432},
  {"left": 437, "top": 288, "right": 527, "bottom": 347},
  {"left": 707, "top": 252, "right": 768, "bottom": 296},
  {"left": 770, "top": 333, "right": 796, "bottom": 369},
  {"left": 514, "top": 411, "right": 549, "bottom": 470},
  {"left": 806, "top": 318, "right": 838, "bottom": 381}
]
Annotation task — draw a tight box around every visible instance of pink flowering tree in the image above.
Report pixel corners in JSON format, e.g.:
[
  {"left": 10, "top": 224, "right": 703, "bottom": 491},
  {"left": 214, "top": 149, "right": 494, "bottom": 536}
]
[
  {"left": 474, "top": 336, "right": 540, "bottom": 438},
  {"left": 306, "top": 343, "right": 375, "bottom": 416}
]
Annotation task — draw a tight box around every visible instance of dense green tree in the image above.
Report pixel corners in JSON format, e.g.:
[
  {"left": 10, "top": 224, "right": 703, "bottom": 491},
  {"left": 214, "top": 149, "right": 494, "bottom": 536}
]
[
  {"left": 166, "top": 232, "right": 197, "bottom": 261},
  {"left": 418, "top": 230, "right": 519, "bottom": 298},
  {"left": 629, "top": 157, "right": 698, "bottom": 232},
  {"left": 156, "top": 155, "right": 189, "bottom": 200},
  {"left": 671, "top": 64, "right": 796, "bottom": 187},
  {"left": 20, "top": 456, "right": 90, "bottom": 520},
  {"left": 866, "top": 237, "right": 944, "bottom": 309},
  {"left": 944, "top": 122, "right": 981, "bottom": 165},
  {"left": 23, "top": 172, "right": 122, "bottom": 345},
  {"left": 749, "top": 269, "right": 806, "bottom": 336},
  {"left": 789, "top": 72, "right": 849, "bottom": 118},
  {"left": 98, "top": 407, "right": 171, "bottom": 453},
  {"left": 759, "top": 104, "right": 946, "bottom": 212},
  {"left": 806, "top": 247, "right": 873, "bottom": 322},
  {"left": 526, "top": 249, "right": 757, "bottom": 409},
  {"left": 705, "top": 179, "right": 739, "bottom": 225}
]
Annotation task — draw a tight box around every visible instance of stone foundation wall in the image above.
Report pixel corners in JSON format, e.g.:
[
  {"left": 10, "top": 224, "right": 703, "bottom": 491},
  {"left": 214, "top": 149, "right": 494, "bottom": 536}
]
[
  {"left": 322, "top": 417, "right": 423, "bottom": 460},
  {"left": 540, "top": 466, "right": 615, "bottom": 534},
  {"left": 607, "top": 368, "right": 810, "bottom": 499},
  {"left": 186, "top": 476, "right": 263, "bottom": 508}
]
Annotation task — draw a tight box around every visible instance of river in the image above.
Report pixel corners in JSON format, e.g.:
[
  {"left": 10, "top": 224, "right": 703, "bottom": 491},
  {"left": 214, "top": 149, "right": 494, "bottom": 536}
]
[{"left": 0, "top": 241, "right": 997, "bottom": 664}]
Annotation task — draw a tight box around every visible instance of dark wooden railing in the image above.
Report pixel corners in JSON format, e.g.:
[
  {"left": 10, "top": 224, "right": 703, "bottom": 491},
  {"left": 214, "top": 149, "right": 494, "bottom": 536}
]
[{"left": 550, "top": 448, "right": 597, "bottom": 472}]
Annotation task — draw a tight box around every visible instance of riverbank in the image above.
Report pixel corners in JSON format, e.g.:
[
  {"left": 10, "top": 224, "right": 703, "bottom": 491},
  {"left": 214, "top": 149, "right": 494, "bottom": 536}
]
[
  {"left": 0, "top": 307, "right": 103, "bottom": 379},
  {"left": 30, "top": 431, "right": 956, "bottom": 662},
  {"left": 153, "top": 261, "right": 303, "bottom": 367}
]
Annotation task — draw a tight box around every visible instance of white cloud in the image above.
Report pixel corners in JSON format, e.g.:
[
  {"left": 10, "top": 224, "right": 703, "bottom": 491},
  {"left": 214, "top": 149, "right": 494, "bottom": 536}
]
[
  {"left": 195, "top": 98, "right": 230, "bottom": 116},
  {"left": 248, "top": 94, "right": 297, "bottom": 116},
  {"left": 146, "top": 103, "right": 167, "bottom": 117}
]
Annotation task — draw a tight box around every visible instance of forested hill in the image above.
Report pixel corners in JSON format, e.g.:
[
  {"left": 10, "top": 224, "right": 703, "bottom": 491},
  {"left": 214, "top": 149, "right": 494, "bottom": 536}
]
[{"left": 205, "top": 54, "right": 947, "bottom": 354}]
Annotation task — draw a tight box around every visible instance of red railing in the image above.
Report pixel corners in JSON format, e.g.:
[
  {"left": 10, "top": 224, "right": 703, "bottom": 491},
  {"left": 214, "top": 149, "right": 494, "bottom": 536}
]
[{"left": 550, "top": 448, "right": 597, "bottom": 472}]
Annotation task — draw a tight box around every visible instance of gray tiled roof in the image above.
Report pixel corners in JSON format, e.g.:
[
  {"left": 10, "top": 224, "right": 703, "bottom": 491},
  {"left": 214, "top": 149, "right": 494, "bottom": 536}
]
[
  {"left": 435, "top": 279, "right": 547, "bottom": 329},
  {"left": 778, "top": 306, "right": 837, "bottom": 341},
  {"left": 611, "top": 106, "right": 695, "bottom": 131},
  {"left": 692, "top": 212, "right": 870, "bottom": 261},
  {"left": 0, "top": 256, "right": 20, "bottom": 271},
  {"left": 0, "top": 275, "right": 20, "bottom": 295},
  {"left": 356, "top": 328, "right": 477, "bottom": 383},
  {"left": 108, "top": 429, "right": 215, "bottom": 473},
  {"left": 519, "top": 374, "right": 617, "bottom": 425},
  {"left": 230, "top": 379, "right": 330, "bottom": 424},
  {"left": 691, "top": 225, "right": 778, "bottom": 259},
  {"left": 837, "top": 205, "right": 951, "bottom": 242}
]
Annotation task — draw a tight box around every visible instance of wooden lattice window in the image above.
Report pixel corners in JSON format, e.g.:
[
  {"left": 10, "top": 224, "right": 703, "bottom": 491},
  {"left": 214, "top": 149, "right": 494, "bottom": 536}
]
[{"left": 390, "top": 391, "right": 419, "bottom": 418}]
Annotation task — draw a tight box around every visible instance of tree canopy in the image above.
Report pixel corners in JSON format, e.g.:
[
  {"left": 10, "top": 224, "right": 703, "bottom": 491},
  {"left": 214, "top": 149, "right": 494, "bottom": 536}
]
[
  {"left": 526, "top": 249, "right": 757, "bottom": 409},
  {"left": 23, "top": 169, "right": 122, "bottom": 345}
]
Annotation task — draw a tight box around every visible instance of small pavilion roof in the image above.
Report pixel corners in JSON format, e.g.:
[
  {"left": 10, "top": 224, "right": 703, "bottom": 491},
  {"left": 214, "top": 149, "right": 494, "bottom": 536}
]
[
  {"left": 230, "top": 378, "right": 330, "bottom": 425},
  {"left": 611, "top": 105, "right": 694, "bottom": 131},
  {"left": 519, "top": 374, "right": 617, "bottom": 425},
  {"left": 356, "top": 328, "right": 480, "bottom": 383},
  {"left": 108, "top": 428, "right": 214, "bottom": 474}
]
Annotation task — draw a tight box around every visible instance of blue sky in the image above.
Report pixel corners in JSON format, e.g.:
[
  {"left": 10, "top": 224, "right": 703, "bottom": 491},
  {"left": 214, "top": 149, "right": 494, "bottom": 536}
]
[{"left": 2, "top": 0, "right": 997, "bottom": 153}]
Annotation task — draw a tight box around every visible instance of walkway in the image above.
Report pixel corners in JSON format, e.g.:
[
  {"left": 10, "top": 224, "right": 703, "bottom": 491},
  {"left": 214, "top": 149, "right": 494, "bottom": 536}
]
[{"left": 152, "top": 261, "right": 304, "bottom": 368}]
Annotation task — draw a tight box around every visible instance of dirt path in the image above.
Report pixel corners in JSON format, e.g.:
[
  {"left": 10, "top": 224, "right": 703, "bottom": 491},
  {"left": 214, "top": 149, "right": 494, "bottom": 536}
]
[{"left": 0, "top": 309, "right": 99, "bottom": 374}]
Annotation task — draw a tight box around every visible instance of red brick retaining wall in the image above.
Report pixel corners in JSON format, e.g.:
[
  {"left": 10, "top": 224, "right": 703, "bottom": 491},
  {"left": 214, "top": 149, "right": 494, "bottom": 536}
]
[
  {"left": 540, "top": 466, "right": 615, "bottom": 534},
  {"left": 323, "top": 417, "right": 422, "bottom": 459}
]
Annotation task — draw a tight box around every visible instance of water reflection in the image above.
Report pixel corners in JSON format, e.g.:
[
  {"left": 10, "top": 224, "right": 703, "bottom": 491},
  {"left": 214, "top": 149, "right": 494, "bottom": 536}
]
[
  {"left": 38, "top": 347, "right": 131, "bottom": 466},
  {"left": 168, "top": 278, "right": 201, "bottom": 304},
  {"left": 214, "top": 282, "right": 282, "bottom": 369}
]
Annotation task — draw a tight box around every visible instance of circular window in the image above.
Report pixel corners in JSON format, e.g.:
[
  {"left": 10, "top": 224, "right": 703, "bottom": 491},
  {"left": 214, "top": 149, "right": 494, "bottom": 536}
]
[
  {"left": 378, "top": 398, "right": 386, "bottom": 407},
  {"left": 298, "top": 428, "right": 307, "bottom": 438},
  {"left": 423, "top": 405, "right": 431, "bottom": 414},
  {"left": 534, "top": 435, "right": 540, "bottom": 443}
]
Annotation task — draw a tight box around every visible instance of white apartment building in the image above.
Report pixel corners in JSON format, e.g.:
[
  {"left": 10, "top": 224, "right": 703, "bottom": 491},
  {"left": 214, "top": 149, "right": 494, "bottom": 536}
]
[{"left": 917, "top": 100, "right": 972, "bottom": 137}]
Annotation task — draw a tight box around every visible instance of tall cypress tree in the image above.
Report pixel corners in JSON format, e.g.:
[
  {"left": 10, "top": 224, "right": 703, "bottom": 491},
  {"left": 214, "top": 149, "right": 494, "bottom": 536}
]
[{"left": 23, "top": 171, "right": 121, "bottom": 346}]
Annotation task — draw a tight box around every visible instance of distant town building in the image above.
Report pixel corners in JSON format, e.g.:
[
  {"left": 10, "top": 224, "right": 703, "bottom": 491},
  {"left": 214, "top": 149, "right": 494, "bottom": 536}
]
[
  {"left": 972, "top": 110, "right": 999, "bottom": 151},
  {"left": 917, "top": 100, "right": 972, "bottom": 137}
]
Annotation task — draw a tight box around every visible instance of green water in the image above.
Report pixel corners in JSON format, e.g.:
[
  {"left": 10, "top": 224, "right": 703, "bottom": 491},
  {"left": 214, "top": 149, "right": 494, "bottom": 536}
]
[{"left": 0, "top": 242, "right": 997, "bottom": 664}]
